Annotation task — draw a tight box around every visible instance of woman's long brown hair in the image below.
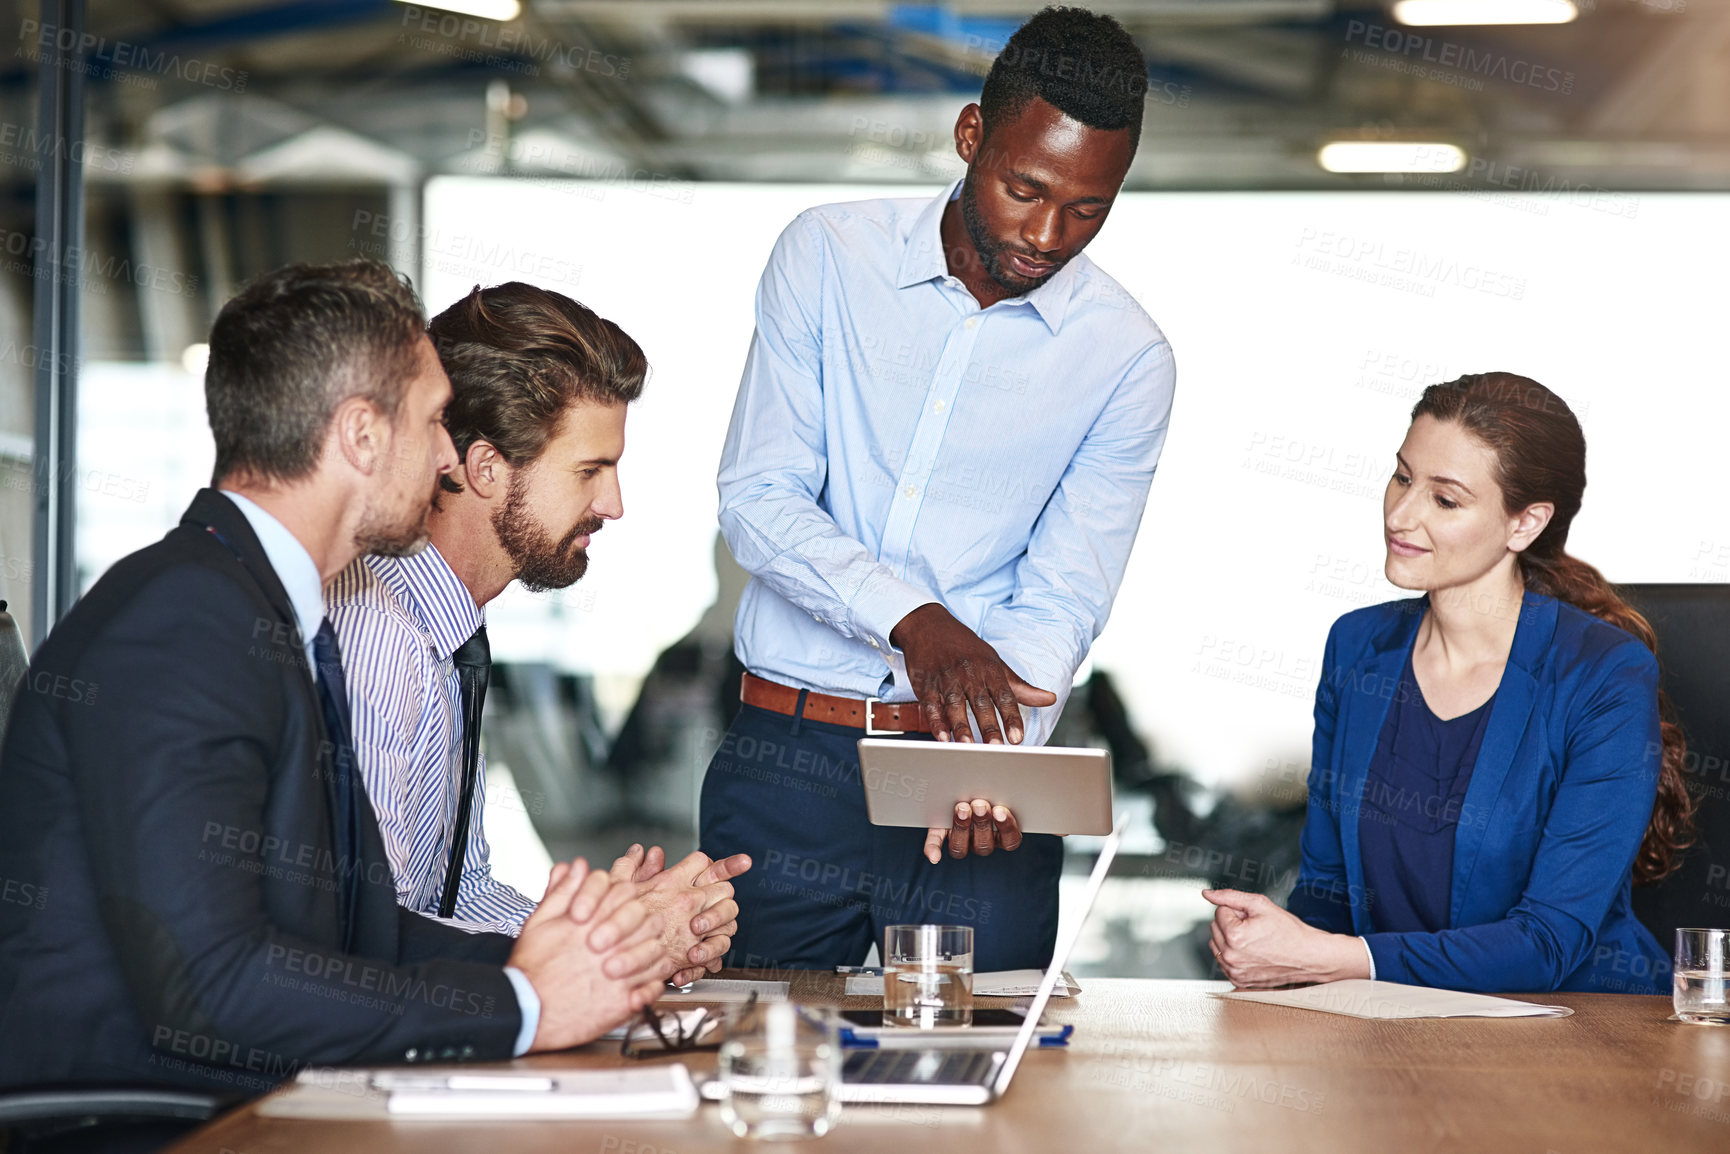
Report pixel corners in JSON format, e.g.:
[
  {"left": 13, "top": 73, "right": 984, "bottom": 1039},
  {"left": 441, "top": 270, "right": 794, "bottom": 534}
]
[{"left": 1411, "top": 373, "right": 1693, "bottom": 884}]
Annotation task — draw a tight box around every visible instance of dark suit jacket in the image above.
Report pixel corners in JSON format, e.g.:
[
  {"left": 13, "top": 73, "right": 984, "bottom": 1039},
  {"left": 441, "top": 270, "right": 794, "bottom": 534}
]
[
  {"left": 1290, "top": 592, "right": 1669, "bottom": 994},
  {"left": 0, "top": 489, "right": 521, "bottom": 1093}
]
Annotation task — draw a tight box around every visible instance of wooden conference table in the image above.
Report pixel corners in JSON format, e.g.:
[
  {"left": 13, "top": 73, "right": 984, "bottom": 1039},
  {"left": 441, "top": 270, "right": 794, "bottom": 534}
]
[{"left": 169, "top": 970, "right": 1730, "bottom": 1154}]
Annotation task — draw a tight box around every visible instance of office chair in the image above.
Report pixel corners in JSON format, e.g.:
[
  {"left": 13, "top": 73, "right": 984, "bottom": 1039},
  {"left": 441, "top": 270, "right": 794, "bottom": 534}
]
[
  {"left": 0, "top": 600, "right": 28, "bottom": 741},
  {"left": 1624, "top": 585, "right": 1730, "bottom": 956},
  {"left": 0, "top": 1087, "right": 240, "bottom": 1153}
]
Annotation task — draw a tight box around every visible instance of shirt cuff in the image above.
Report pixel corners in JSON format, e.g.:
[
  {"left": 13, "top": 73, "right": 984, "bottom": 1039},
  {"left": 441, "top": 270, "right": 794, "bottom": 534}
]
[
  {"left": 503, "top": 965, "right": 541, "bottom": 1056},
  {"left": 847, "top": 572, "right": 937, "bottom": 655},
  {"left": 1359, "top": 937, "right": 1377, "bottom": 981}
]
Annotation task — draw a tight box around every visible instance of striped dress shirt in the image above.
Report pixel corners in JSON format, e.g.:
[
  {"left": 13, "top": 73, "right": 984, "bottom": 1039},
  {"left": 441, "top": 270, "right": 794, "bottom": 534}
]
[{"left": 326, "top": 545, "right": 536, "bottom": 935}]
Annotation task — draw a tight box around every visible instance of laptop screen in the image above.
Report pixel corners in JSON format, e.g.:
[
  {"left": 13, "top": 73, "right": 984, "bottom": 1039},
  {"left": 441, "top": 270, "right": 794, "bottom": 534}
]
[{"left": 992, "top": 814, "right": 1127, "bottom": 1095}]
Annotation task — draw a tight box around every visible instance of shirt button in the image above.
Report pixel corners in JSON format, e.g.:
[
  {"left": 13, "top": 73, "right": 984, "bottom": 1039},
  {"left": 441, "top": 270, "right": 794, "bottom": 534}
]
[
  {"left": 964, "top": 317, "right": 978, "bottom": 330},
  {"left": 867, "top": 638, "right": 880, "bottom": 649},
  {"left": 812, "top": 613, "right": 823, "bottom": 623},
  {"left": 933, "top": 399, "right": 947, "bottom": 413},
  {"left": 903, "top": 485, "right": 918, "bottom": 499}
]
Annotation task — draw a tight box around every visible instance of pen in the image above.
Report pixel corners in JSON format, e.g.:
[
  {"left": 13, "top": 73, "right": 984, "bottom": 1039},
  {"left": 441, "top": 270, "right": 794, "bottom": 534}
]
[
  {"left": 373, "top": 1074, "right": 556, "bottom": 1093},
  {"left": 835, "top": 966, "right": 883, "bottom": 975}
]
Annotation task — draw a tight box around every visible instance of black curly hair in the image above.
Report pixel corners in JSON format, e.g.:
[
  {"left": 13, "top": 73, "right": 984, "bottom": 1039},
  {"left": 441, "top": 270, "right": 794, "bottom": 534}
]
[{"left": 979, "top": 6, "right": 1148, "bottom": 154}]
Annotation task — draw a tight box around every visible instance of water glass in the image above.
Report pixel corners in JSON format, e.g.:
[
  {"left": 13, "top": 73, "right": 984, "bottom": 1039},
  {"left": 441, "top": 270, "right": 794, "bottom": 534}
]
[
  {"left": 1674, "top": 927, "right": 1730, "bottom": 1024},
  {"left": 883, "top": 923, "right": 973, "bottom": 1028},
  {"left": 717, "top": 1002, "right": 842, "bottom": 1140}
]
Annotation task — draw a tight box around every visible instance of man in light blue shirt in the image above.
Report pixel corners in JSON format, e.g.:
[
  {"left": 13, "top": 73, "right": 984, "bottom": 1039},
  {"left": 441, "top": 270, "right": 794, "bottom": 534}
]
[{"left": 700, "top": 7, "right": 1176, "bottom": 970}]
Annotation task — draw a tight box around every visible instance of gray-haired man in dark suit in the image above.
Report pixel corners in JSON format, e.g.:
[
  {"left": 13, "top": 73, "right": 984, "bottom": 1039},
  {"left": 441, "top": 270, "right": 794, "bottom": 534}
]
[{"left": 0, "top": 261, "right": 669, "bottom": 1094}]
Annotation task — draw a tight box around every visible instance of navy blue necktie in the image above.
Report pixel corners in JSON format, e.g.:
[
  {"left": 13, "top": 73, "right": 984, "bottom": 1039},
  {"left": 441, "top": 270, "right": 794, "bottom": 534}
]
[{"left": 312, "top": 618, "right": 362, "bottom": 951}]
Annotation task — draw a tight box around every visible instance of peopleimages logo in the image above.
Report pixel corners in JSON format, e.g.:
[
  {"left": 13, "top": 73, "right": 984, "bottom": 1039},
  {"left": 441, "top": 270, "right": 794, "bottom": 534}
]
[
  {"left": 18, "top": 20, "right": 249, "bottom": 92},
  {"left": 1293, "top": 228, "right": 1528, "bottom": 301},
  {"left": 396, "top": 6, "right": 630, "bottom": 78},
  {"left": 0, "top": 224, "right": 199, "bottom": 298},
  {"left": 1344, "top": 20, "right": 1573, "bottom": 94},
  {"left": 0, "top": 121, "right": 133, "bottom": 174}
]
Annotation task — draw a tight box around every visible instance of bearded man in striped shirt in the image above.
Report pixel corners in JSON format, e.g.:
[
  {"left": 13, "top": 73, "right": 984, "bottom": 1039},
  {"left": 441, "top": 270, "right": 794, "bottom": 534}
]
[{"left": 329, "top": 282, "right": 748, "bottom": 986}]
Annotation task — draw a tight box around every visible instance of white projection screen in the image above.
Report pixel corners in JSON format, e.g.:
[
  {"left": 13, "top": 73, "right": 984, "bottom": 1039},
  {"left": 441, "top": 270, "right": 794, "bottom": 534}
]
[{"left": 421, "top": 178, "right": 1729, "bottom": 790}]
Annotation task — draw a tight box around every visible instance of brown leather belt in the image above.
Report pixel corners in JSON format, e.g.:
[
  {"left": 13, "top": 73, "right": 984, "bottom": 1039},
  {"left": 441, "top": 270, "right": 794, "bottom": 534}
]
[{"left": 740, "top": 672, "right": 930, "bottom": 734}]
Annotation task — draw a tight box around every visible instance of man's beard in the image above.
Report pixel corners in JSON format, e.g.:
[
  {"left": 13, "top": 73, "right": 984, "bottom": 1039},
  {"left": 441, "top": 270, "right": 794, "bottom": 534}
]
[
  {"left": 354, "top": 478, "right": 439, "bottom": 558},
  {"left": 960, "top": 175, "right": 1065, "bottom": 296},
  {"left": 491, "top": 472, "right": 602, "bottom": 593}
]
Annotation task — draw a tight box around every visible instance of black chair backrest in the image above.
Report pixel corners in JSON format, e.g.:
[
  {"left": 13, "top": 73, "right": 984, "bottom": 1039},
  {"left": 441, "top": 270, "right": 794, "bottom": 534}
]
[
  {"left": 0, "top": 599, "right": 29, "bottom": 743},
  {"left": 1623, "top": 585, "right": 1730, "bottom": 955}
]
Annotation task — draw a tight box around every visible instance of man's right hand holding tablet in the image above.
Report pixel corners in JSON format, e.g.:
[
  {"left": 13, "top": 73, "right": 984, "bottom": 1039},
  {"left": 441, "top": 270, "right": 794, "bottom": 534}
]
[
  {"left": 891, "top": 602, "right": 1053, "bottom": 864},
  {"left": 923, "top": 798, "right": 1025, "bottom": 864}
]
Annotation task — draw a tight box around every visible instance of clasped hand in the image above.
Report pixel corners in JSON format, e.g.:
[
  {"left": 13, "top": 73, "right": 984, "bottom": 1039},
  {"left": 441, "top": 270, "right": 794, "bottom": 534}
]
[
  {"left": 609, "top": 843, "right": 752, "bottom": 986},
  {"left": 1202, "top": 888, "right": 1371, "bottom": 988},
  {"left": 506, "top": 858, "right": 668, "bottom": 1052}
]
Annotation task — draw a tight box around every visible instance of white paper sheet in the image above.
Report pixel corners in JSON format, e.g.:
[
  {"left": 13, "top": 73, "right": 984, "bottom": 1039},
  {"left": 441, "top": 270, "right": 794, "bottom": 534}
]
[
  {"left": 385, "top": 1066, "right": 698, "bottom": 1119},
  {"left": 1212, "top": 979, "right": 1573, "bottom": 1019},
  {"left": 261, "top": 1065, "right": 699, "bottom": 1121}
]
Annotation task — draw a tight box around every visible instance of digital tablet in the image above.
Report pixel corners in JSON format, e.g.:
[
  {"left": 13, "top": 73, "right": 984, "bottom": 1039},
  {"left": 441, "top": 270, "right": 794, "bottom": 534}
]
[{"left": 857, "top": 738, "right": 1114, "bottom": 836}]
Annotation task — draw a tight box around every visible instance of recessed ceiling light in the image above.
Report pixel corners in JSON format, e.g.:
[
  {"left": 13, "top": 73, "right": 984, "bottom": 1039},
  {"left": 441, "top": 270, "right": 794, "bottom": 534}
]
[
  {"left": 1392, "top": 0, "right": 1577, "bottom": 25},
  {"left": 1318, "top": 141, "right": 1468, "bottom": 173},
  {"left": 394, "top": 0, "right": 522, "bottom": 22}
]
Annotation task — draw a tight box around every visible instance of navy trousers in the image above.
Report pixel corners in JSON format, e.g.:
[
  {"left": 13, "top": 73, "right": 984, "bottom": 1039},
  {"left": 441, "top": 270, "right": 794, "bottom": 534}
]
[{"left": 698, "top": 703, "right": 1061, "bottom": 972}]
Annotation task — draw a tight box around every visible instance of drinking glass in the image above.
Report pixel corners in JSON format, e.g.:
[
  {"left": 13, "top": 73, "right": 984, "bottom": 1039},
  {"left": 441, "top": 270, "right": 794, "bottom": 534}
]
[
  {"left": 1674, "top": 928, "right": 1730, "bottom": 1024},
  {"left": 717, "top": 1001, "right": 842, "bottom": 1140},
  {"left": 883, "top": 924, "right": 973, "bottom": 1028}
]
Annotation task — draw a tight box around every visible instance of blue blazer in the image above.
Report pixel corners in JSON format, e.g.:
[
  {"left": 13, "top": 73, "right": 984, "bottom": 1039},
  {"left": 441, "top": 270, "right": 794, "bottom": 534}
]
[{"left": 1290, "top": 592, "right": 1669, "bottom": 994}]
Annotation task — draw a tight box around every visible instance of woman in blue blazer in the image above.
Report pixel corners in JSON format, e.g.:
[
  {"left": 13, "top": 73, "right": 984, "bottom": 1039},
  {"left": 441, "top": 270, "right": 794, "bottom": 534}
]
[{"left": 1204, "top": 373, "right": 1692, "bottom": 994}]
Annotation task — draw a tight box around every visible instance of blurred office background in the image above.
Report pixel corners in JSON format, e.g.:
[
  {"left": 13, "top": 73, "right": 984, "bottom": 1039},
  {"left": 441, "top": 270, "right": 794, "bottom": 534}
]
[{"left": 7, "top": 0, "right": 1727, "bottom": 977}]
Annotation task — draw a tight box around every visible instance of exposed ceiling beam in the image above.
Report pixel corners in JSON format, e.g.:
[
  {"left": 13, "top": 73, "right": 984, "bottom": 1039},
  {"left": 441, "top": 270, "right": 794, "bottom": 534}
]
[
  {"left": 1583, "top": 2, "right": 1730, "bottom": 137},
  {"left": 542, "top": 0, "right": 1332, "bottom": 25}
]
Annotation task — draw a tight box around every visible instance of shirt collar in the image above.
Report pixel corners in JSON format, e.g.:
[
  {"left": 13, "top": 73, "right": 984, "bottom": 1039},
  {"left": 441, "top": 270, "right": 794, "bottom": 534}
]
[
  {"left": 894, "top": 178, "right": 1080, "bottom": 336},
  {"left": 219, "top": 490, "right": 324, "bottom": 652},
  {"left": 894, "top": 181, "right": 956, "bottom": 291},
  {"left": 363, "top": 542, "right": 483, "bottom": 662}
]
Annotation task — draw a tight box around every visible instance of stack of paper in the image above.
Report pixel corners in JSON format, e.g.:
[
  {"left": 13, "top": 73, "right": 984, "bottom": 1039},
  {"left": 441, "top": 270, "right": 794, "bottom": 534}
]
[
  {"left": 1212, "top": 979, "right": 1573, "bottom": 1019},
  {"left": 260, "top": 1065, "right": 699, "bottom": 1121}
]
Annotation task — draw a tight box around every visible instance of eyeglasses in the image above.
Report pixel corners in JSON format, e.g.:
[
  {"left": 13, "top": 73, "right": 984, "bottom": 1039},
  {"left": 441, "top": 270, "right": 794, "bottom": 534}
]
[{"left": 620, "top": 991, "right": 757, "bottom": 1059}]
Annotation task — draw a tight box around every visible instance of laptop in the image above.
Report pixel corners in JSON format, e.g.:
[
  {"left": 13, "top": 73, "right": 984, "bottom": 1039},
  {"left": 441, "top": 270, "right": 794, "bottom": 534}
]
[{"left": 833, "top": 813, "right": 1127, "bottom": 1105}]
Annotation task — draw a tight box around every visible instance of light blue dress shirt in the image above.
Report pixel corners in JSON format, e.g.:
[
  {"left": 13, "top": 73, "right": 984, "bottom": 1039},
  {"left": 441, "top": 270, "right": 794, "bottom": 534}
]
[
  {"left": 220, "top": 493, "right": 540, "bottom": 1056},
  {"left": 719, "top": 180, "right": 1177, "bottom": 744},
  {"left": 221, "top": 490, "right": 322, "bottom": 671}
]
